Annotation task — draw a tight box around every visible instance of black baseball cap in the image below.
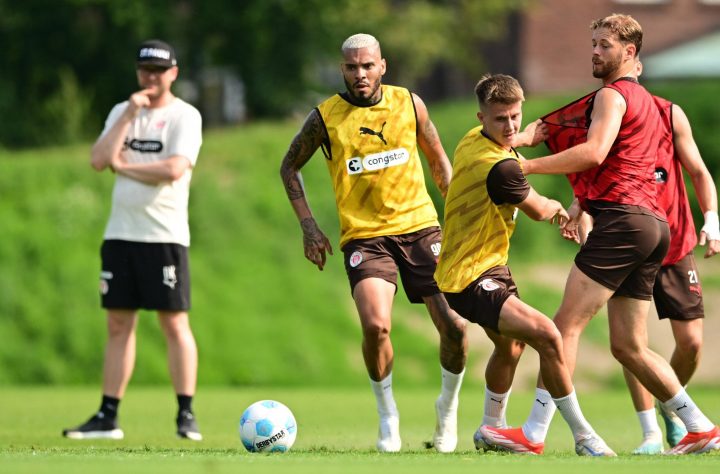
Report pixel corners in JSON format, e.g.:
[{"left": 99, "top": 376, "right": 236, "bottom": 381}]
[{"left": 136, "top": 39, "right": 177, "bottom": 68}]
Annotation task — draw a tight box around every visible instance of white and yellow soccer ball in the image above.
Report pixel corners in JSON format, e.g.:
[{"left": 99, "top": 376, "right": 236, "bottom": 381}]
[{"left": 239, "top": 400, "right": 297, "bottom": 453}]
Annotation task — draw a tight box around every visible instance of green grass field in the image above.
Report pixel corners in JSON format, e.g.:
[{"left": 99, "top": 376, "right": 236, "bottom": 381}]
[{"left": 1, "top": 386, "right": 718, "bottom": 473}]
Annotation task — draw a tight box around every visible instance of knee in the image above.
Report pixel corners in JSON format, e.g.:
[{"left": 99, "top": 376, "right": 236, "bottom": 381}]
[
  {"left": 610, "top": 340, "right": 637, "bottom": 366},
  {"left": 494, "top": 339, "right": 526, "bottom": 363},
  {"left": 362, "top": 320, "right": 391, "bottom": 343},
  {"left": 676, "top": 335, "right": 702, "bottom": 361},
  {"left": 531, "top": 323, "right": 563, "bottom": 359},
  {"left": 107, "top": 314, "right": 135, "bottom": 338},
  {"left": 443, "top": 315, "right": 467, "bottom": 343}
]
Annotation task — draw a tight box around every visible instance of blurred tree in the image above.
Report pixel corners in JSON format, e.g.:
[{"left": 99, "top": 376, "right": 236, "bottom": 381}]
[{"left": 0, "top": 0, "right": 525, "bottom": 147}]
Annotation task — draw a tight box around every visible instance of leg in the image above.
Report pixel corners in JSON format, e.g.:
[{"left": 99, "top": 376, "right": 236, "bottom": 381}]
[
  {"left": 483, "top": 328, "right": 525, "bottom": 395},
  {"left": 354, "top": 278, "right": 396, "bottom": 381},
  {"left": 102, "top": 309, "right": 139, "bottom": 397},
  {"left": 423, "top": 293, "right": 468, "bottom": 453},
  {"left": 480, "top": 294, "right": 614, "bottom": 455},
  {"left": 157, "top": 311, "right": 198, "bottom": 396},
  {"left": 63, "top": 309, "right": 137, "bottom": 440},
  {"left": 669, "top": 318, "right": 703, "bottom": 386},
  {"left": 353, "top": 277, "right": 400, "bottom": 452},
  {"left": 549, "top": 265, "right": 612, "bottom": 378},
  {"left": 607, "top": 297, "right": 682, "bottom": 401},
  {"left": 158, "top": 310, "right": 202, "bottom": 441},
  {"left": 622, "top": 366, "right": 663, "bottom": 454},
  {"left": 423, "top": 293, "right": 467, "bottom": 374},
  {"left": 608, "top": 297, "right": 716, "bottom": 452}
]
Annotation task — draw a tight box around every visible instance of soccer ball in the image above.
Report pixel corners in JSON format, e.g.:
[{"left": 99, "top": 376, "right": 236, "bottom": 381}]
[{"left": 239, "top": 400, "right": 297, "bottom": 453}]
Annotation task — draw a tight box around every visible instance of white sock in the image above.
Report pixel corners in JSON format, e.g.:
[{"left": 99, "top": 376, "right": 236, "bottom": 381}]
[
  {"left": 438, "top": 367, "right": 464, "bottom": 410},
  {"left": 370, "top": 373, "right": 398, "bottom": 418},
  {"left": 553, "top": 389, "right": 594, "bottom": 441},
  {"left": 483, "top": 386, "right": 511, "bottom": 428},
  {"left": 523, "top": 388, "right": 556, "bottom": 443},
  {"left": 662, "top": 388, "right": 714, "bottom": 433},
  {"left": 636, "top": 408, "right": 661, "bottom": 440}
]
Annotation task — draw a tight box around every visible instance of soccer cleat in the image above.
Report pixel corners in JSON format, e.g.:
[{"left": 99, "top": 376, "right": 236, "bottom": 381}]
[
  {"left": 657, "top": 402, "right": 687, "bottom": 447},
  {"left": 575, "top": 433, "right": 617, "bottom": 456},
  {"left": 478, "top": 426, "right": 544, "bottom": 455},
  {"left": 664, "top": 426, "right": 720, "bottom": 455},
  {"left": 431, "top": 397, "right": 458, "bottom": 453},
  {"left": 62, "top": 412, "right": 124, "bottom": 440},
  {"left": 176, "top": 410, "right": 203, "bottom": 441},
  {"left": 473, "top": 427, "right": 491, "bottom": 451},
  {"left": 376, "top": 415, "right": 401, "bottom": 452},
  {"left": 632, "top": 434, "right": 663, "bottom": 455}
]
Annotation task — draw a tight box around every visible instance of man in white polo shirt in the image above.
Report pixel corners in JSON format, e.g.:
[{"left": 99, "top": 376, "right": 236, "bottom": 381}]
[{"left": 63, "top": 39, "right": 203, "bottom": 441}]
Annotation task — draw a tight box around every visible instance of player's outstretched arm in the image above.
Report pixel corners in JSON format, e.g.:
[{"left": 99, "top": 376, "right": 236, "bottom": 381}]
[
  {"left": 673, "top": 104, "right": 719, "bottom": 258},
  {"left": 523, "top": 88, "right": 624, "bottom": 175},
  {"left": 279, "top": 109, "right": 333, "bottom": 270},
  {"left": 413, "top": 93, "right": 452, "bottom": 198},
  {"left": 516, "top": 188, "right": 569, "bottom": 226}
]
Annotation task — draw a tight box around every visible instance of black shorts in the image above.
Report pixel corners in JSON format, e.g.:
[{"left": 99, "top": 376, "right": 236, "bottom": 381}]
[
  {"left": 443, "top": 266, "right": 519, "bottom": 334},
  {"left": 100, "top": 240, "right": 191, "bottom": 311},
  {"left": 575, "top": 210, "right": 670, "bottom": 300},
  {"left": 653, "top": 252, "right": 704, "bottom": 320},
  {"left": 342, "top": 227, "right": 442, "bottom": 303}
]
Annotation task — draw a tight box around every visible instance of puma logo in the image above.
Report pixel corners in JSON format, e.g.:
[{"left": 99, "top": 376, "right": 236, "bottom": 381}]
[
  {"left": 536, "top": 398, "right": 548, "bottom": 407},
  {"left": 677, "top": 402, "right": 688, "bottom": 411},
  {"left": 359, "top": 121, "right": 387, "bottom": 145},
  {"left": 490, "top": 397, "right": 502, "bottom": 404}
]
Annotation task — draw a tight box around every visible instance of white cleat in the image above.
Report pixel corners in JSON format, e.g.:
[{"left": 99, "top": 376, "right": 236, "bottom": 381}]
[
  {"left": 432, "top": 397, "right": 458, "bottom": 453},
  {"left": 377, "top": 415, "right": 401, "bottom": 452},
  {"left": 575, "top": 433, "right": 617, "bottom": 457}
]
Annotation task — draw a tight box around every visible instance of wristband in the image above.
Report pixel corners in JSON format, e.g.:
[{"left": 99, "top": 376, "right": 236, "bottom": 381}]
[{"left": 701, "top": 210, "right": 720, "bottom": 241}]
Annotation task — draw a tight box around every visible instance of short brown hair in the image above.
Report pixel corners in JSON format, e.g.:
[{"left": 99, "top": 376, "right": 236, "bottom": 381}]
[
  {"left": 474, "top": 74, "right": 524, "bottom": 109},
  {"left": 590, "top": 13, "right": 643, "bottom": 55}
]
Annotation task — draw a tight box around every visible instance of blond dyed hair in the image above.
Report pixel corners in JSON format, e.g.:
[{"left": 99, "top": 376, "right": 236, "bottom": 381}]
[{"left": 341, "top": 33, "right": 380, "bottom": 52}]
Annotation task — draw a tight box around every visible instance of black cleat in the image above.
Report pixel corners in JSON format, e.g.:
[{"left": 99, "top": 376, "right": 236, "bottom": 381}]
[
  {"left": 176, "top": 410, "right": 202, "bottom": 441},
  {"left": 62, "top": 412, "right": 124, "bottom": 440}
]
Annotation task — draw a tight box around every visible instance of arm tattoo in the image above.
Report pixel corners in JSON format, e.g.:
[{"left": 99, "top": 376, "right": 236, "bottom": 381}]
[
  {"left": 423, "top": 119, "right": 451, "bottom": 195},
  {"left": 280, "top": 110, "right": 326, "bottom": 200}
]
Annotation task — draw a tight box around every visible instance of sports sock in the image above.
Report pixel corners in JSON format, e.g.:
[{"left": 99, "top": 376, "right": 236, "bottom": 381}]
[
  {"left": 438, "top": 367, "right": 464, "bottom": 410},
  {"left": 662, "top": 388, "right": 714, "bottom": 433},
  {"left": 553, "top": 389, "right": 594, "bottom": 441},
  {"left": 636, "top": 408, "right": 661, "bottom": 439},
  {"left": 483, "top": 386, "right": 511, "bottom": 428},
  {"left": 370, "top": 373, "right": 398, "bottom": 418},
  {"left": 177, "top": 394, "right": 194, "bottom": 414},
  {"left": 99, "top": 395, "right": 120, "bottom": 420},
  {"left": 523, "top": 387, "right": 556, "bottom": 443}
]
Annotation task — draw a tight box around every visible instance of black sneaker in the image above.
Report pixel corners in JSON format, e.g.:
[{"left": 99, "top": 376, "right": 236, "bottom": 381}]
[
  {"left": 62, "top": 412, "right": 124, "bottom": 440},
  {"left": 176, "top": 410, "right": 202, "bottom": 441}
]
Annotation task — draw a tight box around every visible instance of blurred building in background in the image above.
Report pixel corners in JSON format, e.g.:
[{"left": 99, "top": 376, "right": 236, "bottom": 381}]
[{"left": 516, "top": 0, "right": 720, "bottom": 93}]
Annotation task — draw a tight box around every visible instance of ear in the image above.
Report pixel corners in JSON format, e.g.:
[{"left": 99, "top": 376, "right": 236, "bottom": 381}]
[
  {"left": 379, "top": 58, "right": 387, "bottom": 76},
  {"left": 477, "top": 111, "right": 484, "bottom": 123}
]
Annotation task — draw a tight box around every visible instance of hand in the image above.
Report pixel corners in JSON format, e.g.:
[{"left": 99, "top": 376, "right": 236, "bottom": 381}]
[
  {"left": 301, "top": 218, "right": 333, "bottom": 270},
  {"left": 699, "top": 210, "right": 720, "bottom": 258},
  {"left": 124, "top": 89, "right": 153, "bottom": 119},
  {"left": 548, "top": 203, "right": 569, "bottom": 227},
  {"left": 516, "top": 119, "right": 548, "bottom": 148}
]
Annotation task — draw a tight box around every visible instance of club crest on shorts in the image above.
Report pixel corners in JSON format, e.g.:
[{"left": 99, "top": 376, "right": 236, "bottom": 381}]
[
  {"left": 479, "top": 278, "right": 500, "bottom": 291},
  {"left": 349, "top": 251, "right": 363, "bottom": 268},
  {"left": 163, "top": 265, "right": 178, "bottom": 289}
]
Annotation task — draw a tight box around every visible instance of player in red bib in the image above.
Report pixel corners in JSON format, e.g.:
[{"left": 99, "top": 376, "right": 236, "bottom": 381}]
[{"left": 479, "top": 14, "right": 719, "bottom": 455}]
